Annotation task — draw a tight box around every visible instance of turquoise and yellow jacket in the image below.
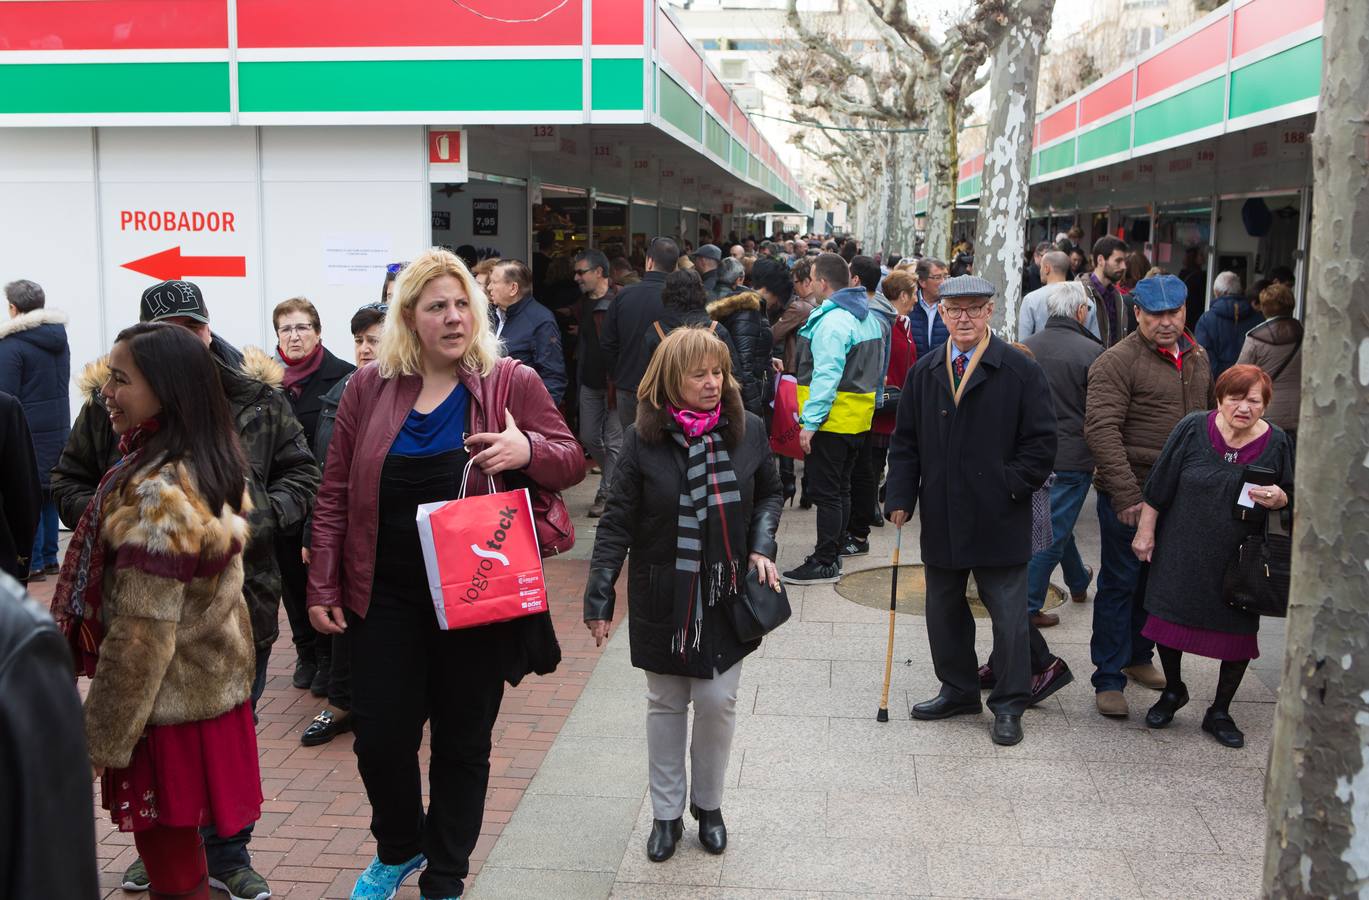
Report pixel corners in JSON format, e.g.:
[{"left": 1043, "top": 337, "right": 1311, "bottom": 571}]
[{"left": 794, "top": 287, "right": 888, "bottom": 434}]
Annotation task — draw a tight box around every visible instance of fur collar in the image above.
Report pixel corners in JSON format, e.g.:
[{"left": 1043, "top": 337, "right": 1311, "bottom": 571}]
[
  {"left": 707, "top": 290, "right": 763, "bottom": 320},
  {"left": 635, "top": 383, "right": 746, "bottom": 448},
  {"left": 76, "top": 344, "right": 283, "bottom": 400},
  {"left": 239, "top": 345, "right": 284, "bottom": 388},
  {"left": 0, "top": 307, "right": 68, "bottom": 340}
]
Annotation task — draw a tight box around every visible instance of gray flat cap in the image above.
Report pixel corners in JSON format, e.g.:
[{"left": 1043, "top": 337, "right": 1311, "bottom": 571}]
[{"left": 938, "top": 275, "right": 996, "bottom": 300}]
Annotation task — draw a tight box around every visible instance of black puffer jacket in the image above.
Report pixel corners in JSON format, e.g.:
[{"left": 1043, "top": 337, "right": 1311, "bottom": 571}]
[
  {"left": 583, "top": 385, "right": 783, "bottom": 679},
  {"left": 708, "top": 291, "right": 774, "bottom": 417}
]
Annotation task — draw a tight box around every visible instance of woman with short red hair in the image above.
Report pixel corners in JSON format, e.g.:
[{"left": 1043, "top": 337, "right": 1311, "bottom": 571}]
[{"left": 1130, "top": 363, "right": 1293, "bottom": 749}]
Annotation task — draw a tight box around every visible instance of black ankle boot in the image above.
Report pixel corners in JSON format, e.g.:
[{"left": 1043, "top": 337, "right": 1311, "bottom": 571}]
[
  {"left": 646, "top": 818, "right": 683, "bottom": 862},
  {"left": 690, "top": 802, "right": 727, "bottom": 854},
  {"left": 1145, "top": 683, "right": 1189, "bottom": 728}
]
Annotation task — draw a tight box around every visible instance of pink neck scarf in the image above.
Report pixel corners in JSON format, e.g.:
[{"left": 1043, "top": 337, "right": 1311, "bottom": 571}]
[{"left": 667, "top": 403, "right": 721, "bottom": 438}]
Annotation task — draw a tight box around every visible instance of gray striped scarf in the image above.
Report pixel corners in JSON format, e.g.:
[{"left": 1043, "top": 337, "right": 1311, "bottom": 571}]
[{"left": 670, "top": 424, "right": 745, "bottom": 660}]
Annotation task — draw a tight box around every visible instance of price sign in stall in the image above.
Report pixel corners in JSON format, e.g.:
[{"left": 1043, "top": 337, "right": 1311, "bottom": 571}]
[{"left": 473, "top": 199, "right": 499, "bottom": 236}]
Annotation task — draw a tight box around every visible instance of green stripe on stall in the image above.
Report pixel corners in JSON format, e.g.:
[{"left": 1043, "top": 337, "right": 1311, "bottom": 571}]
[
  {"left": 731, "top": 138, "right": 747, "bottom": 174},
  {"left": 659, "top": 73, "right": 702, "bottom": 141},
  {"left": 1229, "top": 38, "right": 1322, "bottom": 119},
  {"left": 705, "top": 113, "right": 730, "bottom": 159},
  {"left": 0, "top": 62, "right": 228, "bottom": 113},
  {"left": 1076, "top": 116, "right": 1131, "bottom": 163},
  {"left": 591, "top": 58, "right": 643, "bottom": 111},
  {"left": 239, "top": 59, "right": 581, "bottom": 111},
  {"left": 1037, "top": 138, "right": 1076, "bottom": 175},
  {"left": 1133, "top": 76, "right": 1224, "bottom": 147}
]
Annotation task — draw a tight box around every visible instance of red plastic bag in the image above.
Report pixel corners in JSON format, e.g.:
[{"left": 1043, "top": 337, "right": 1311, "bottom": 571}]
[
  {"left": 416, "top": 462, "right": 548, "bottom": 630},
  {"left": 770, "top": 374, "right": 804, "bottom": 460}
]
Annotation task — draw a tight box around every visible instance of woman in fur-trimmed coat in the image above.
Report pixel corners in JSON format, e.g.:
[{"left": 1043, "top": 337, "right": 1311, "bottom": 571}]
[{"left": 53, "top": 322, "right": 262, "bottom": 899}]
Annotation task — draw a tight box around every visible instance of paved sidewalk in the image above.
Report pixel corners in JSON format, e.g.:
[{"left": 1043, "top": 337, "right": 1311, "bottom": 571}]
[
  {"left": 60, "top": 474, "right": 1280, "bottom": 899},
  {"left": 469, "top": 484, "right": 1280, "bottom": 899}
]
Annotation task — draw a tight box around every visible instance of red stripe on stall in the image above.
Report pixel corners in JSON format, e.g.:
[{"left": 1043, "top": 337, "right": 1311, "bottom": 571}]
[
  {"left": 0, "top": 0, "right": 227, "bottom": 50},
  {"left": 1232, "top": 0, "right": 1323, "bottom": 57},
  {"left": 236, "top": 0, "right": 580, "bottom": 48},
  {"left": 1136, "top": 18, "right": 1228, "bottom": 100}
]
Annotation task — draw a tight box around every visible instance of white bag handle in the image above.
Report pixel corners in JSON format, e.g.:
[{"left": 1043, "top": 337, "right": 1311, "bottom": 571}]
[{"left": 458, "top": 455, "right": 497, "bottom": 500}]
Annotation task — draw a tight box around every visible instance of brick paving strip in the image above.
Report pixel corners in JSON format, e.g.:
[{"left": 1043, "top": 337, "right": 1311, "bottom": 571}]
[{"left": 38, "top": 551, "right": 605, "bottom": 900}]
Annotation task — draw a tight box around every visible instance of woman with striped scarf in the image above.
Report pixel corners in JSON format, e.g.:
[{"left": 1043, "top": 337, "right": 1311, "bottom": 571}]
[{"left": 584, "top": 326, "right": 784, "bottom": 864}]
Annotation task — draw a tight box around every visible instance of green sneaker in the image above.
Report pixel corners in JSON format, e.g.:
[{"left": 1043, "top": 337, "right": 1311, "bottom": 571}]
[
  {"left": 209, "top": 866, "right": 272, "bottom": 900},
  {"left": 120, "top": 858, "right": 150, "bottom": 891}
]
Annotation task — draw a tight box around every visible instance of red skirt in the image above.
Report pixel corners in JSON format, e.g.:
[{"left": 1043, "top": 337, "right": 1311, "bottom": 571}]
[{"left": 101, "top": 702, "right": 262, "bottom": 836}]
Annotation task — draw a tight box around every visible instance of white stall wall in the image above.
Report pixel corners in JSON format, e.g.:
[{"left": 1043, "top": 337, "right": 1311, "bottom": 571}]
[
  {"left": 0, "top": 128, "right": 102, "bottom": 414},
  {"left": 260, "top": 126, "right": 428, "bottom": 360}
]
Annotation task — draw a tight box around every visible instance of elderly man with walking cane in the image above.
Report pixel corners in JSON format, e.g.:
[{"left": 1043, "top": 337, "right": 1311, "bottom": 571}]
[{"left": 884, "top": 275, "right": 1057, "bottom": 746}]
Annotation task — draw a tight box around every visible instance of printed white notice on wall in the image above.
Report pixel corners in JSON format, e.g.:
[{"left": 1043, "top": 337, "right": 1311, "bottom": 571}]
[{"left": 323, "top": 234, "right": 392, "bottom": 286}]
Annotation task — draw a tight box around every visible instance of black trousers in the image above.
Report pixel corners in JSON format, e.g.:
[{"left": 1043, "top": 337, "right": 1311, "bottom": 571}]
[
  {"left": 349, "top": 590, "right": 506, "bottom": 899},
  {"left": 924, "top": 563, "right": 1031, "bottom": 716},
  {"left": 846, "top": 433, "right": 884, "bottom": 541},
  {"left": 275, "top": 532, "right": 315, "bottom": 661},
  {"left": 316, "top": 629, "right": 353, "bottom": 711},
  {"left": 805, "top": 431, "right": 863, "bottom": 564}
]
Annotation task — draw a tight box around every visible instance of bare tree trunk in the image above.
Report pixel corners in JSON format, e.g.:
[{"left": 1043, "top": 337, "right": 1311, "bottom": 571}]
[
  {"left": 976, "top": 0, "right": 1054, "bottom": 336},
  {"left": 893, "top": 132, "right": 915, "bottom": 257},
  {"left": 881, "top": 135, "right": 899, "bottom": 257},
  {"left": 1263, "top": 2, "right": 1369, "bottom": 894},
  {"left": 924, "top": 98, "right": 957, "bottom": 263}
]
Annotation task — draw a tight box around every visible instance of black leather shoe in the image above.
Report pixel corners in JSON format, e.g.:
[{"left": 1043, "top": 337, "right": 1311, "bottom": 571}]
[
  {"left": 1145, "top": 684, "right": 1190, "bottom": 728},
  {"left": 292, "top": 657, "right": 317, "bottom": 690},
  {"left": 990, "top": 713, "right": 1023, "bottom": 746},
  {"left": 910, "top": 695, "right": 983, "bottom": 721},
  {"left": 1202, "top": 708, "right": 1245, "bottom": 748},
  {"left": 301, "top": 709, "right": 352, "bottom": 747},
  {"left": 646, "top": 818, "right": 683, "bottom": 862},
  {"left": 690, "top": 802, "right": 727, "bottom": 854}
]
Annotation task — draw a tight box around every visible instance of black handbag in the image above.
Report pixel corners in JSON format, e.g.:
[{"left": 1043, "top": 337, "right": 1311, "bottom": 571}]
[
  {"left": 727, "top": 567, "right": 792, "bottom": 642},
  {"left": 1222, "top": 516, "right": 1292, "bottom": 617}
]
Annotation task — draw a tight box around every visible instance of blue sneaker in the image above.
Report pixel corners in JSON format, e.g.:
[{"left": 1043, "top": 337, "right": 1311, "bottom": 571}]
[{"left": 350, "top": 854, "right": 426, "bottom": 900}]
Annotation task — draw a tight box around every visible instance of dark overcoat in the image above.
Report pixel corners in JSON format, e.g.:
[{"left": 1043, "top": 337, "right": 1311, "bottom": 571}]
[
  {"left": 584, "top": 385, "right": 783, "bottom": 678},
  {"left": 884, "top": 335, "right": 1057, "bottom": 569}
]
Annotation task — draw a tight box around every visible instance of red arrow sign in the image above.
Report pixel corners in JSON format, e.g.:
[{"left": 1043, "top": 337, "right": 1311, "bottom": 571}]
[{"left": 121, "top": 246, "right": 246, "bottom": 280}]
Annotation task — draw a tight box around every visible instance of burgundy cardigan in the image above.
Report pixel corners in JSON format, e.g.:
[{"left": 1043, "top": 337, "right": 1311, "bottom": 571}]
[{"left": 306, "top": 357, "right": 586, "bottom": 618}]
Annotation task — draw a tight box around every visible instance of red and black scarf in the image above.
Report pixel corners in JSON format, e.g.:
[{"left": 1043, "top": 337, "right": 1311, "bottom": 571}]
[{"left": 51, "top": 419, "right": 158, "bottom": 677}]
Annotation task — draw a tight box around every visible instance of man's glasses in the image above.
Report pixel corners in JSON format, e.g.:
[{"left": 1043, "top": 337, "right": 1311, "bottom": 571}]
[
  {"left": 386, "top": 262, "right": 407, "bottom": 274},
  {"left": 939, "top": 304, "right": 990, "bottom": 320},
  {"left": 573, "top": 268, "right": 593, "bottom": 277},
  {"left": 277, "top": 324, "right": 316, "bottom": 335}
]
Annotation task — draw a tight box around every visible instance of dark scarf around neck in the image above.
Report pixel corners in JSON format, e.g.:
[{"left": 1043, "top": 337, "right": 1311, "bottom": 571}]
[
  {"left": 280, "top": 343, "right": 325, "bottom": 398},
  {"left": 668, "top": 413, "right": 746, "bottom": 661}
]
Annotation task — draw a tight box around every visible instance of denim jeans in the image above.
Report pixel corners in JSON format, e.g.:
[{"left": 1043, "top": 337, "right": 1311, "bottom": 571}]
[
  {"left": 578, "top": 384, "right": 623, "bottom": 501},
  {"left": 1026, "top": 471, "right": 1094, "bottom": 614},
  {"left": 1091, "top": 493, "right": 1154, "bottom": 692},
  {"left": 30, "top": 499, "right": 59, "bottom": 571}
]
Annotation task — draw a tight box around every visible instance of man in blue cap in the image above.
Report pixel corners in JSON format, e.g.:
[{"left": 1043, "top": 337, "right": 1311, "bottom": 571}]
[
  {"left": 1084, "top": 274, "right": 1212, "bottom": 719},
  {"left": 884, "top": 274, "right": 1057, "bottom": 746}
]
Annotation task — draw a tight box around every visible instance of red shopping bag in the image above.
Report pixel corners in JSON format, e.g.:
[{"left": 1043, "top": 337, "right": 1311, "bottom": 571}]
[
  {"left": 416, "top": 461, "right": 548, "bottom": 630},
  {"left": 769, "top": 374, "right": 804, "bottom": 460}
]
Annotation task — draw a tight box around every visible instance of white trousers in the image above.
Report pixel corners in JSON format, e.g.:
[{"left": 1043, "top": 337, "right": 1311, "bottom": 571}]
[{"left": 643, "top": 662, "right": 743, "bottom": 820}]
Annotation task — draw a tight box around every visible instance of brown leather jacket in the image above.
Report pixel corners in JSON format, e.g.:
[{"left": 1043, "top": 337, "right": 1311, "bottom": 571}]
[
  {"left": 307, "top": 357, "right": 586, "bottom": 618},
  {"left": 771, "top": 297, "right": 815, "bottom": 373},
  {"left": 1084, "top": 330, "right": 1212, "bottom": 510}
]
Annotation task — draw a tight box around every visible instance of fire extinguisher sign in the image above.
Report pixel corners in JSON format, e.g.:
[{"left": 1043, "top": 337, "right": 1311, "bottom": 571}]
[{"left": 428, "top": 129, "right": 469, "bottom": 184}]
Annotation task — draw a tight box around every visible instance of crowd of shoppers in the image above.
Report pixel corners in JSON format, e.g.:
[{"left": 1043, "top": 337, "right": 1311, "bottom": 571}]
[{"left": 3, "top": 223, "right": 1305, "bottom": 891}]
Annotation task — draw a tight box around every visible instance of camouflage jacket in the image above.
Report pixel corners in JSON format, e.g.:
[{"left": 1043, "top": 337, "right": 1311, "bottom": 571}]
[{"left": 50, "top": 344, "right": 321, "bottom": 649}]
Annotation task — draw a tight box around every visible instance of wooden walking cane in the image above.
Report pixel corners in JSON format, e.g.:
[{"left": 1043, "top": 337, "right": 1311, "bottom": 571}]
[{"left": 876, "top": 525, "right": 903, "bottom": 722}]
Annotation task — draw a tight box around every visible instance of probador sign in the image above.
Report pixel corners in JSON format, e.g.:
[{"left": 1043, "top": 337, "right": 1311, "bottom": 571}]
[{"left": 119, "top": 210, "right": 238, "bottom": 232}]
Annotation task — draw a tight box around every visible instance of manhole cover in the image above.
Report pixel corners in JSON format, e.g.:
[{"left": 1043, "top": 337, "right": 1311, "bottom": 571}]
[{"left": 836, "top": 565, "right": 1067, "bottom": 617}]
